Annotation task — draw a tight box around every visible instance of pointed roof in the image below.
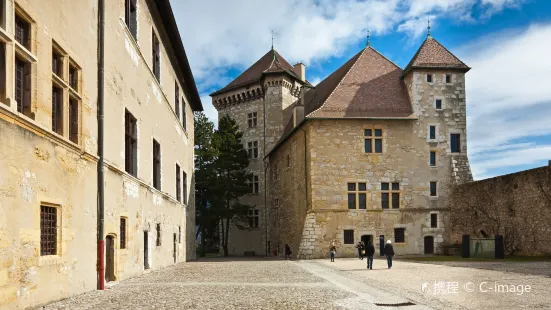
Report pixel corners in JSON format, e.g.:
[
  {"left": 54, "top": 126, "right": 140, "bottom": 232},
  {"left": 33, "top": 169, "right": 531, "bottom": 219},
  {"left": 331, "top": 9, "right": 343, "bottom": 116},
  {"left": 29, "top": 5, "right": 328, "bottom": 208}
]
[
  {"left": 210, "top": 49, "right": 312, "bottom": 96},
  {"left": 304, "top": 47, "right": 413, "bottom": 118},
  {"left": 401, "top": 37, "right": 470, "bottom": 78}
]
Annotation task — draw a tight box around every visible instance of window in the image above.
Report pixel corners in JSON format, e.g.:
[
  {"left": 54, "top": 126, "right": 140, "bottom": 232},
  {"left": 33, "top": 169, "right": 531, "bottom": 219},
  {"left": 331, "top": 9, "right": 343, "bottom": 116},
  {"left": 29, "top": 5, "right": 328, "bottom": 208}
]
[
  {"left": 0, "top": 43, "right": 4, "bottom": 102},
  {"left": 125, "top": 110, "right": 138, "bottom": 176},
  {"left": 183, "top": 171, "right": 187, "bottom": 204},
  {"left": 15, "top": 57, "right": 31, "bottom": 116},
  {"left": 251, "top": 175, "right": 259, "bottom": 194},
  {"left": 381, "top": 182, "right": 400, "bottom": 209},
  {"left": 0, "top": 0, "right": 5, "bottom": 29},
  {"left": 445, "top": 74, "right": 452, "bottom": 84},
  {"left": 15, "top": 14, "right": 30, "bottom": 49},
  {"left": 152, "top": 31, "right": 160, "bottom": 82},
  {"left": 431, "top": 214, "right": 438, "bottom": 228},
  {"left": 429, "top": 126, "right": 436, "bottom": 140},
  {"left": 429, "top": 151, "right": 436, "bottom": 167},
  {"left": 364, "top": 128, "right": 383, "bottom": 153},
  {"left": 430, "top": 181, "right": 437, "bottom": 197},
  {"left": 178, "top": 226, "right": 181, "bottom": 243},
  {"left": 153, "top": 139, "right": 161, "bottom": 190},
  {"left": 156, "top": 223, "right": 161, "bottom": 246},
  {"left": 69, "top": 63, "right": 78, "bottom": 90},
  {"left": 394, "top": 228, "right": 405, "bottom": 243},
  {"left": 286, "top": 154, "right": 290, "bottom": 167},
  {"left": 426, "top": 74, "right": 433, "bottom": 83},
  {"left": 347, "top": 182, "right": 367, "bottom": 209},
  {"left": 176, "top": 164, "right": 181, "bottom": 202},
  {"left": 40, "top": 205, "right": 57, "bottom": 256},
  {"left": 247, "top": 141, "right": 259, "bottom": 159},
  {"left": 175, "top": 82, "right": 180, "bottom": 119},
  {"left": 248, "top": 209, "right": 259, "bottom": 228},
  {"left": 344, "top": 230, "right": 354, "bottom": 244},
  {"left": 52, "top": 48, "right": 63, "bottom": 77},
  {"left": 248, "top": 112, "right": 258, "bottom": 128},
  {"left": 120, "top": 217, "right": 127, "bottom": 249},
  {"left": 182, "top": 96, "right": 186, "bottom": 131},
  {"left": 435, "top": 99, "right": 442, "bottom": 110},
  {"left": 125, "top": 0, "right": 137, "bottom": 40},
  {"left": 52, "top": 86, "right": 63, "bottom": 135},
  {"left": 69, "top": 99, "right": 79, "bottom": 144},
  {"left": 450, "top": 133, "right": 461, "bottom": 153}
]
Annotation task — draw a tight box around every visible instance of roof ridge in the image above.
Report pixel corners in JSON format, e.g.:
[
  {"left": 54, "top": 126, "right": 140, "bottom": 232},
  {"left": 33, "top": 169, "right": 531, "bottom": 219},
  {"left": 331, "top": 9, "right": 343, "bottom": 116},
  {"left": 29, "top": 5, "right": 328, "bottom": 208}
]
[
  {"left": 429, "top": 37, "right": 469, "bottom": 69},
  {"left": 306, "top": 48, "right": 367, "bottom": 117}
]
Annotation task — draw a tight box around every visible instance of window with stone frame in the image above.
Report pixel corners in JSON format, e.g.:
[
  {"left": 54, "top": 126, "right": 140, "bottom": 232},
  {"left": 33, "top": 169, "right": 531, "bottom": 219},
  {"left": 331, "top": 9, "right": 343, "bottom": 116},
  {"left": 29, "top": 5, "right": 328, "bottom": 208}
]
[
  {"left": 0, "top": 0, "right": 5, "bottom": 29},
  {"left": 178, "top": 226, "right": 181, "bottom": 243},
  {"left": 250, "top": 175, "right": 259, "bottom": 194},
  {"left": 364, "top": 128, "right": 383, "bottom": 153},
  {"left": 426, "top": 74, "right": 433, "bottom": 83},
  {"left": 40, "top": 205, "right": 58, "bottom": 256},
  {"left": 435, "top": 99, "right": 442, "bottom": 110},
  {"left": 176, "top": 164, "right": 181, "bottom": 202},
  {"left": 430, "top": 181, "right": 438, "bottom": 197},
  {"left": 0, "top": 43, "right": 5, "bottom": 103},
  {"left": 247, "top": 141, "right": 259, "bottom": 159},
  {"left": 175, "top": 81, "right": 180, "bottom": 120},
  {"left": 69, "top": 63, "right": 79, "bottom": 91},
  {"left": 430, "top": 213, "right": 438, "bottom": 228},
  {"left": 152, "top": 30, "right": 160, "bottom": 82},
  {"left": 125, "top": 110, "right": 138, "bottom": 176},
  {"left": 429, "top": 125, "right": 436, "bottom": 140},
  {"left": 156, "top": 223, "right": 161, "bottom": 246},
  {"left": 52, "top": 48, "right": 63, "bottom": 78},
  {"left": 445, "top": 74, "right": 452, "bottom": 84},
  {"left": 381, "top": 182, "right": 400, "bottom": 209},
  {"left": 344, "top": 229, "right": 354, "bottom": 244},
  {"left": 51, "top": 86, "right": 63, "bottom": 135},
  {"left": 183, "top": 171, "right": 188, "bottom": 204},
  {"left": 429, "top": 151, "right": 436, "bottom": 167},
  {"left": 69, "top": 99, "right": 79, "bottom": 144},
  {"left": 248, "top": 208, "right": 259, "bottom": 228},
  {"left": 153, "top": 139, "right": 161, "bottom": 190},
  {"left": 248, "top": 112, "right": 257, "bottom": 128},
  {"left": 120, "top": 217, "right": 127, "bottom": 249},
  {"left": 347, "top": 182, "right": 367, "bottom": 209},
  {"left": 125, "top": 0, "right": 137, "bottom": 40},
  {"left": 15, "top": 56, "right": 31, "bottom": 116},
  {"left": 15, "top": 12, "right": 30, "bottom": 49},
  {"left": 450, "top": 133, "right": 461, "bottom": 153},
  {"left": 182, "top": 96, "right": 186, "bottom": 131},
  {"left": 394, "top": 228, "right": 405, "bottom": 243}
]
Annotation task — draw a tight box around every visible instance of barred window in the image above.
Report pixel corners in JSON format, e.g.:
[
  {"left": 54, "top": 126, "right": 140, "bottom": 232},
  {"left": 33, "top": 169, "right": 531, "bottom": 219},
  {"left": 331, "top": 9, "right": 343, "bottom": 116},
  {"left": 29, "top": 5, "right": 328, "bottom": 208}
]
[
  {"left": 364, "top": 128, "right": 383, "bottom": 153},
  {"left": 344, "top": 230, "right": 354, "bottom": 244},
  {"left": 40, "top": 205, "right": 57, "bottom": 256},
  {"left": 120, "top": 217, "right": 127, "bottom": 249},
  {"left": 394, "top": 228, "right": 405, "bottom": 243}
]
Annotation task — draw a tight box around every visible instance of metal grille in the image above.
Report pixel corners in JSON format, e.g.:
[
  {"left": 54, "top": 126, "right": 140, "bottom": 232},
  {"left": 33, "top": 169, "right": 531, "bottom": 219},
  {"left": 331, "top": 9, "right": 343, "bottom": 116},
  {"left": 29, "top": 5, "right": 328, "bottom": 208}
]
[
  {"left": 394, "top": 228, "right": 405, "bottom": 243},
  {"left": 344, "top": 229, "right": 354, "bottom": 244},
  {"left": 15, "top": 15, "right": 29, "bottom": 48},
  {"left": 40, "top": 206, "right": 57, "bottom": 256},
  {"left": 15, "top": 58, "right": 24, "bottom": 112},
  {"left": 69, "top": 99, "right": 79, "bottom": 144},
  {"left": 120, "top": 217, "right": 127, "bottom": 249}
]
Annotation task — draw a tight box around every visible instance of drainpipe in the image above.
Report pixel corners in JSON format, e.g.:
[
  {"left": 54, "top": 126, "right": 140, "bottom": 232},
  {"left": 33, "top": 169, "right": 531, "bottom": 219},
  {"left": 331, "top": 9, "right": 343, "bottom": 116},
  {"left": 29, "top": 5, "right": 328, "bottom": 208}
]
[
  {"left": 97, "top": 0, "right": 105, "bottom": 291},
  {"left": 263, "top": 84, "right": 268, "bottom": 256}
]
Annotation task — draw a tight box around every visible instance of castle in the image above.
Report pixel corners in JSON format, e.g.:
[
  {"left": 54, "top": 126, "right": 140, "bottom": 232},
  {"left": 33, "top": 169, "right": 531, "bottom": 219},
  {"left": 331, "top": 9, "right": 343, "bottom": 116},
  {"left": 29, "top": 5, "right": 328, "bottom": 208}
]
[{"left": 211, "top": 32, "right": 473, "bottom": 258}]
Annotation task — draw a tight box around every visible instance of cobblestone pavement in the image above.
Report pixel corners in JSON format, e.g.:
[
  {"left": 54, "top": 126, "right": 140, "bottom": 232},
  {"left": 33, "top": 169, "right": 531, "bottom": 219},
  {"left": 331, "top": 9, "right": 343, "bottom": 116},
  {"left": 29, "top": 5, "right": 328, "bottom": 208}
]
[{"left": 41, "top": 257, "right": 551, "bottom": 310}]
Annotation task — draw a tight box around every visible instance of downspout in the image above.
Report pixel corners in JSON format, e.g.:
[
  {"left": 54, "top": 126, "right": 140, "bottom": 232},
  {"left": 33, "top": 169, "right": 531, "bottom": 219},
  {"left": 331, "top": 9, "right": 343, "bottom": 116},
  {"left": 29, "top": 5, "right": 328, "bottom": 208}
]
[
  {"left": 96, "top": 0, "right": 105, "bottom": 290},
  {"left": 263, "top": 83, "right": 268, "bottom": 256}
]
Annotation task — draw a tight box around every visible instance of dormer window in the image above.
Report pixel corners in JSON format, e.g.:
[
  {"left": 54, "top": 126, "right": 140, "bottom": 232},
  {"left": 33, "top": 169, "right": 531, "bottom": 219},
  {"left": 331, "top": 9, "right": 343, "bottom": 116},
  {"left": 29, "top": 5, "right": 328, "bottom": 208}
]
[
  {"left": 426, "top": 74, "right": 433, "bottom": 83},
  {"left": 445, "top": 74, "right": 452, "bottom": 84}
]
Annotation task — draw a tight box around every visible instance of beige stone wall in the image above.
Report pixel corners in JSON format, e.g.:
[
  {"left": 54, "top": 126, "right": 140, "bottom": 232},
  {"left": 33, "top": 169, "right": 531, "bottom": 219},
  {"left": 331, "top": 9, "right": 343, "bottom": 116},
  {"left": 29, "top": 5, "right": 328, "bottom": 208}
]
[{"left": 0, "top": 0, "right": 196, "bottom": 308}]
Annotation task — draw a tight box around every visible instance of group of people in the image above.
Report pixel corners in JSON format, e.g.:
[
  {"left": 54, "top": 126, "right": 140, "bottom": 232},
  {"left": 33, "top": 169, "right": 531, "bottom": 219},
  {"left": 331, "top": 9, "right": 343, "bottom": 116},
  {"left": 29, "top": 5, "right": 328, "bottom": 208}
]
[{"left": 330, "top": 240, "right": 395, "bottom": 269}]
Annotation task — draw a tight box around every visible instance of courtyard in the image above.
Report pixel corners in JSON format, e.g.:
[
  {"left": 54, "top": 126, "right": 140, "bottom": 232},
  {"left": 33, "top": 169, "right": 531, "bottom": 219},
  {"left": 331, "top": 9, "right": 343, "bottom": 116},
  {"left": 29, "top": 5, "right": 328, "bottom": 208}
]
[{"left": 40, "top": 257, "right": 551, "bottom": 310}]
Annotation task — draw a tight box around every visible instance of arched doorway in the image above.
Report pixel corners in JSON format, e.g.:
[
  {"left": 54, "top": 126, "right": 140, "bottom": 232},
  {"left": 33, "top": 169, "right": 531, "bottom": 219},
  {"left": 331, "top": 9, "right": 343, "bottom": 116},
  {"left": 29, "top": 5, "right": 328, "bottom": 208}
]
[
  {"left": 105, "top": 235, "right": 116, "bottom": 282},
  {"left": 424, "top": 236, "right": 434, "bottom": 254}
]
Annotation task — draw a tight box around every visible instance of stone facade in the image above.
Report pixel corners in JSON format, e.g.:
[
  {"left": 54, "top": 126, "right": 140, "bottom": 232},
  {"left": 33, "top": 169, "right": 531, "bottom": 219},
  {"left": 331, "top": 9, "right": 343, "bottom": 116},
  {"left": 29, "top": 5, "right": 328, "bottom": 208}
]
[{"left": 0, "top": 0, "right": 199, "bottom": 308}]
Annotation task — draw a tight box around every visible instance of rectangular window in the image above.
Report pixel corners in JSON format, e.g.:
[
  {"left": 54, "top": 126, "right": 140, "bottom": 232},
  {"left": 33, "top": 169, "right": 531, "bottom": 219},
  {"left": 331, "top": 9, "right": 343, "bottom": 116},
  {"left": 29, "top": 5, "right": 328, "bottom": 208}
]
[
  {"left": 251, "top": 175, "right": 259, "bottom": 194},
  {"left": 52, "top": 86, "right": 63, "bottom": 135},
  {"left": 344, "top": 230, "right": 354, "bottom": 244},
  {"left": 182, "top": 97, "right": 186, "bottom": 131},
  {"left": 426, "top": 74, "right": 433, "bottom": 83},
  {"left": 175, "top": 82, "right": 180, "bottom": 119},
  {"left": 52, "top": 48, "right": 63, "bottom": 77},
  {"left": 430, "top": 181, "right": 437, "bottom": 197},
  {"left": 69, "top": 98, "right": 79, "bottom": 144},
  {"left": 445, "top": 74, "right": 451, "bottom": 84},
  {"left": 15, "top": 57, "right": 31, "bottom": 116},
  {"left": 176, "top": 164, "right": 181, "bottom": 202},
  {"left": 40, "top": 205, "right": 57, "bottom": 256},
  {"left": 429, "top": 126, "right": 436, "bottom": 140},
  {"left": 347, "top": 182, "right": 367, "bottom": 209},
  {"left": 120, "top": 217, "right": 127, "bottom": 249},
  {"left": 125, "top": 0, "right": 137, "bottom": 40},
  {"left": 394, "top": 228, "right": 405, "bottom": 243},
  {"left": 125, "top": 110, "right": 138, "bottom": 176},
  {"left": 364, "top": 128, "right": 383, "bottom": 153},
  {"left": 248, "top": 209, "right": 259, "bottom": 228},
  {"left": 153, "top": 139, "right": 161, "bottom": 190},
  {"left": 15, "top": 14, "right": 30, "bottom": 49},
  {"left": 450, "top": 133, "right": 461, "bottom": 153},
  {"left": 381, "top": 182, "right": 400, "bottom": 209},
  {"left": 69, "top": 63, "right": 78, "bottom": 90},
  {"left": 152, "top": 31, "right": 160, "bottom": 82},
  {"left": 431, "top": 214, "right": 438, "bottom": 228},
  {"left": 0, "top": 43, "right": 4, "bottom": 102},
  {"left": 248, "top": 112, "right": 258, "bottom": 128},
  {"left": 430, "top": 151, "right": 436, "bottom": 167},
  {"left": 247, "top": 141, "right": 259, "bottom": 159},
  {"left": 435, "top": 99, "right": 442, "bottom": 110},
  {"left": 286, "top": 154, "right": 290, "bottom": 168},
  {"left": 183, "top": 171, "right": 187, "bottom": 204},
  {"left": 156, "top": 223, "right": 161, "bottom": 246},
  {"left": 178, "top": 226, "right": 181, "bottom": 243}
]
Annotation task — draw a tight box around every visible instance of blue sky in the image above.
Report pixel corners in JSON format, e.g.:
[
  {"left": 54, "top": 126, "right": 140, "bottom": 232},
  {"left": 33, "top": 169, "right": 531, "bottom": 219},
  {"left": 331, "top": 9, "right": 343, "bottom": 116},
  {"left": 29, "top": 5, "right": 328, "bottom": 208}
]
[{"left": 171, "top": 0, "right": 551, "bottom": 180}]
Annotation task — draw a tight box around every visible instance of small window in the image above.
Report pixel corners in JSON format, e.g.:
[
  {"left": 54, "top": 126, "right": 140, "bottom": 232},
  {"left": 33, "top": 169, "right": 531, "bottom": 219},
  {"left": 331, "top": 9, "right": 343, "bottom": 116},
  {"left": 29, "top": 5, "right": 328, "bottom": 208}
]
[
  {"left": 429, "top": 151, "right": 436, "bottom": 167},
  {"left": 175, "top": 82, "right": 180, "bottom": 119},
  {"left": 120, "top": 217, "right": 127, "bottom": 249},
  {"left": 15, "top": 56, "right": 32, "bottom": 116},
  {"left": 152, "top": 31, "right": 160, "bottom": 82},
  {"left": 52, "top": 86, "right": 63, "bottom": 135},
  {"left": 381, "top": 182, "right": 400, "bottom": 209},
  {"left": 445, "top": 74, "right": 452, "bottom": 84},
  {"left": 248, "top": 112, "right": 258, "bottom": 128},
  {"left": 40, "top": 205, "right": 58, "bottom": 256},
  {"left": 125, "top": 0, "right": 137, "bottom": 40},
  {"left": 450, "top": 134, "right": 461, "bottom": 153},
  {"left": 347, "top": 182, "right": 367, "bottom": 209},
  {"left": 182, "top": 96, "right": 186, "bottom": 131},
  {"left": 69, "top": 98, "right": 79, "bottom": 144},
  {"left": 426, "top": 74, "right": 433, "bottom": 83},
  {"left": 52, "top": 48, "right": 63, "bottom": 78},
  {"left": 364, "top": 128, "right": 383, "bottom": 153},
  {"left": 156, "top": 223, "right": 161, "bottom": 246},
  {"left": 429, "top": 126, "right": 436, "bottom": 140},
  {"left": 394, "top": 228, "right": 405, "bottom": 243},
  {"left": 153, "top": 139, "right": 161, "bottom": 190},
  {"left": 176, "top": 164, "right": 181, "bottom": 202},
  {"left": 183, "top": 171, "right": 187, "bottom": 204},
  {"left": 178, "top": 226, "right": 181, "bottom": 243},
  {"left": 125, "top": 110, "right": 138, "bottom": 176},
  {"left": 344, "top": 230, "right": 354, "bottom": 244},
  {"left": 248, "top": 209, "right": 259, "bottom": 228},
  {"left": 286, "top": 154, "right": 290, "bottom": 167},
  {"left": 69, "top": 63, "right": 78, "bottom": 90},
  {"left": 15, "top": 13, "right": 30, "bottom": 49},
  {"left": 0, "top": 43, "right": 5, "bottom": 103},
  {"left": 430, "top": 181, "right": 437, "bottom": 197},
  {"left": 247, "top": 141, "right": 259, "bottom": 159},
  {"left": 251, "top": 175, "right": 259, "bottom": 194},
  {"left": 435, "top": 99, "right": 442, "bottom": 110},
  {"left": 431, "top": 214, "right": 438, "bottom": 228}
]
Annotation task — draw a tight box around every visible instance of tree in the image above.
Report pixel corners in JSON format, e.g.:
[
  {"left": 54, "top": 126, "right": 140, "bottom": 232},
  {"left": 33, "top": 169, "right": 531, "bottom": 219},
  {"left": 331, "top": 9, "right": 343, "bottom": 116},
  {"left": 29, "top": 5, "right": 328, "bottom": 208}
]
[{"left": 211, "top": 115, "right": 252, "bottom": 256}]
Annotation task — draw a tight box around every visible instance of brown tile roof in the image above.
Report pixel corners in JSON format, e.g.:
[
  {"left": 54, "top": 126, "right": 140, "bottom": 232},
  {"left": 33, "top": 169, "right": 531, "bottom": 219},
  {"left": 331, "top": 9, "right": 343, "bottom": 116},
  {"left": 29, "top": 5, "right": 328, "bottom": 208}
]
[
  {"left": 210, "top": 49, "right": 312, "bottom": 96},
  {"left": 401, "top": 37, "right": 470, "bottom": 77},
  {"left": 304, "top": 47, "right": 414, "bottom": 119}
]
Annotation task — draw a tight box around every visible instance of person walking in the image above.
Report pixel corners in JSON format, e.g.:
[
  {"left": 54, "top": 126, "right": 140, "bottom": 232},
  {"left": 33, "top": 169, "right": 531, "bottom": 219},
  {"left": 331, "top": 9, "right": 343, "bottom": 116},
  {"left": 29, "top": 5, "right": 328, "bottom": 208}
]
[
  {"left": 366, "top": 241, "right": 375, "bottom": 269},
  {"left": 384, "top": 240, "right": 395, "bottom": 269},
  {"left": 330, "top": 244, "right": 336, "bottom": 262},
  {"left": 355, "top": 242, "right": 364, "bottom": 260},
  {"left": 284, "top": 244, "right": 292, "bottom": 260}
]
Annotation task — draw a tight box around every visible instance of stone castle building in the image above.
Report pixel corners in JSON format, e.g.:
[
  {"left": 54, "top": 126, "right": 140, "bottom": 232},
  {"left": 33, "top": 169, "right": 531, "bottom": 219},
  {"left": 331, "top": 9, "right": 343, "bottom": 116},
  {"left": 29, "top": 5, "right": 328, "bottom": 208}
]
[
  {"left": 211, "top": 33, "right": 473, "bottom": 258},
  {"left": 0, "top": 0, "right": 201, "bottom": 308}
]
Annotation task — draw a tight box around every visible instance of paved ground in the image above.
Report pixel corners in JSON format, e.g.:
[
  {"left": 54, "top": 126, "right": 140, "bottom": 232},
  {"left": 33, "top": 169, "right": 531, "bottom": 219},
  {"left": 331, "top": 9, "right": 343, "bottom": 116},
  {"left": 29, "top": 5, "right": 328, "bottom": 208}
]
[
  {"left": 400, "top": 259, "right": 551, "bottom": 277},
  {"left": 41, "top": 257, "right": 551, "bottom": 310}
]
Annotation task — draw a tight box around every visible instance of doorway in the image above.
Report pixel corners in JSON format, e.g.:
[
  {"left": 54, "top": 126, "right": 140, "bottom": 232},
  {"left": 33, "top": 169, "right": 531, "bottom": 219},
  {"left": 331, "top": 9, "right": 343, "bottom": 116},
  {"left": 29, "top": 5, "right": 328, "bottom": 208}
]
[
  {"left": 361, "top": 235, "right": 373, "bottom": 246},
  {"left": 144, "top": 231, "right": 150, "bottom": 269},
  {"left": 379, "top": 235, "right": 385, "bottom": 256},
  {"left": 424, "top": 236, "right": 434, "bottom": 254},
  {"left": 173, "top": 233, "right": 177, "bottom": 263},
  {"left": 105, "top": 235, "right": 115, "bottom": 282}
]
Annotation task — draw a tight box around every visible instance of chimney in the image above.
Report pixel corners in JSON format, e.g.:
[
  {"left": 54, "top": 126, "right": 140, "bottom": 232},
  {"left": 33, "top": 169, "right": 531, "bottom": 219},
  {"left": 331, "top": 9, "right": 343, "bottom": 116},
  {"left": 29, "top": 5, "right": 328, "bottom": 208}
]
[
  {"left": 293, "top": 63, "right": 305, "bottom": 82},
  {"left": 293, "top": 105, "right": 304, "bottom": 127}
]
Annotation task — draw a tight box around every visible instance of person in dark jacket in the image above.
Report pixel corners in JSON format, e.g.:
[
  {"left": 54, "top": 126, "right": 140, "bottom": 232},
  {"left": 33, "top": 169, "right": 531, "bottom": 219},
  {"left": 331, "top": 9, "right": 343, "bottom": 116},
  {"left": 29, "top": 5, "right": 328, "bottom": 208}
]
[
  {"left": 330, "top": 244, "right": 336, "bottom": 262},
  {"left": 284, "top": 244, "right": 292, "bottom": 260},
  {"left": 365, "top": 241, "right": 375, "bottom": 269},
  {"left": 384, "top": 240, "right": 395, "bottom": 269},
  {"left": 355, "top": 242, "right": 364, "bottom": 260}
]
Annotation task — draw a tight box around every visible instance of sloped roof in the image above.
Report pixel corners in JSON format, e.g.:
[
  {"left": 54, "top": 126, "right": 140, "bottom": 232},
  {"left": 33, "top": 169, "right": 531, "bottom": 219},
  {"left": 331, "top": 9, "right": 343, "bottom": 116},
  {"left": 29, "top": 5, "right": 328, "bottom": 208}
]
[
  {"left": 304, "top": 47, "right": 414, "bottom": 119},
  {"left": 401, "top": 36, "right": 470, "bottom": 78},
  {"left": 210, "top": 49, "right": 312, "bottom": 96}
]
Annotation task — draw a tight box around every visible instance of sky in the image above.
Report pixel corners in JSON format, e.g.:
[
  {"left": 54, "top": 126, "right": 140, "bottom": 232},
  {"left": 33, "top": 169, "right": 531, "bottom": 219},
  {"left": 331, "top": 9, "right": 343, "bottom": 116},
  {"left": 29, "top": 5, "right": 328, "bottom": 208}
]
[{"left": 170, "top": 0, "right": 551, "bottom": 181}]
